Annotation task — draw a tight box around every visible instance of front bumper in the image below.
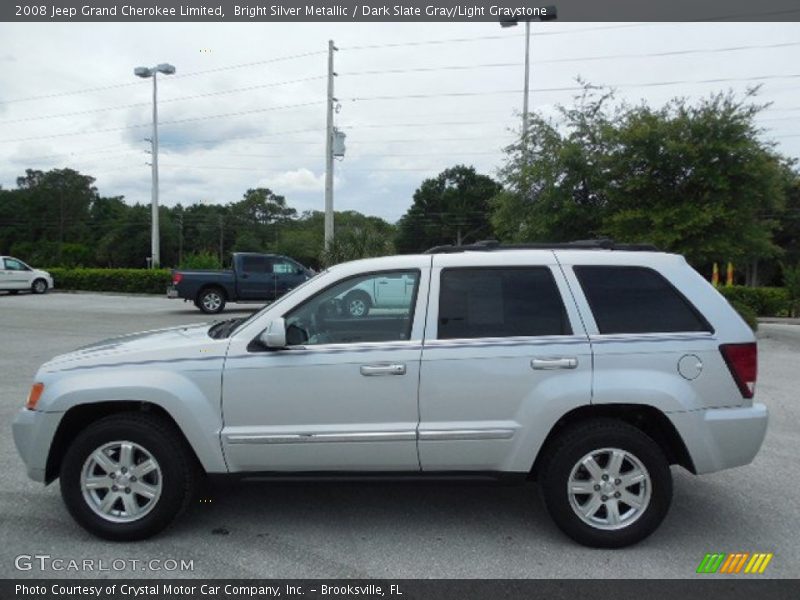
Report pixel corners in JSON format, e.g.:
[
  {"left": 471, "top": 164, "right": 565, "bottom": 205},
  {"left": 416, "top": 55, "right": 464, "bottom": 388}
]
[
  {"left": 668, "top": 403, "right": 768, "bottom": 474},
  {"left": 12, "top": 408, "right": 64, "bottom": 483}
]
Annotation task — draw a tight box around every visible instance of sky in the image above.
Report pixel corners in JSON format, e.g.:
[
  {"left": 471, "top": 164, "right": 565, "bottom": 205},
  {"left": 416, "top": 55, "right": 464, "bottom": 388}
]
[{"left": 0, "top": 21, "right": 799, "bottom": 223}]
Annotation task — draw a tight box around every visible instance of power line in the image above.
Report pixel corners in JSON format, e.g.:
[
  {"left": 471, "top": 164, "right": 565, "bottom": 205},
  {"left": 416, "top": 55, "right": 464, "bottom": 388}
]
[
  {"left": 0, "top": 101, "right": 322, "bottom": 144},
  {"left": 0, "top": 50, "right": 326, "bottom": 105},
  {"left": 0, "top": 76, "right": 326, "bottom": 125},
  {"left": 347, "top": 73, "right": 800, "bottom": 104},
  {"left": 338, "top": 23, "right": 666, "bottom": 52}
]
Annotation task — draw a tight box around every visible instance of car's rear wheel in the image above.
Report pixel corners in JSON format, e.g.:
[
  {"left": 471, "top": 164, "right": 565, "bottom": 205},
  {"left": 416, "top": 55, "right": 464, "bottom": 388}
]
[
  {"left": 538, "top": 419, "right": 672, "bottom": 548},
  {"left": 60, "top": 413, "right": 199, "bottom": 541},
  {"left": 197, "top": 287, "right": 226, "bottom": 314},
  {"left": 31, "top": 279, "right": 48, "bottom": 294}
]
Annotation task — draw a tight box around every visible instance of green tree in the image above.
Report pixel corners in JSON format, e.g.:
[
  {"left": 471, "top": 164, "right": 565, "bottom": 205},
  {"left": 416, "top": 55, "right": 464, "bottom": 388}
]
[
  {"left": 396, "top": 165, "right": 502, "bottom": 253},
  {"left": 492, "top": 86, "right": 790, "bottom": 270}
]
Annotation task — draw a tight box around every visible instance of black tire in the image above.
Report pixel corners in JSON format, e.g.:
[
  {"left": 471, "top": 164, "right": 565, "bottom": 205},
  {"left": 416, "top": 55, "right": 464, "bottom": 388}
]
[
  {"left": 343, "top": 290, "right": 371, "bottom": 318},
  {"left": 31, "top": 278, "right": 48, "bottom": 294},
  {"left": 197, "top": 287, "right": 226, "bottom": 314},
  {"left": 60, "top": 412, "right": 200, "bottom": 541},
  {"left": 538, "top": 418, "right": 672, "bottom": 548}
]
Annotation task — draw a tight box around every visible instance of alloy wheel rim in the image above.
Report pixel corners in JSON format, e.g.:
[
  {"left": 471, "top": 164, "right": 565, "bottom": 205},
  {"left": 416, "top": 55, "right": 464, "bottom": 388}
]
[
  {"left": 80, "top": 440, "right": 162, "bottom": 523},
  {"left": 34, "top": 281, "right": 46, "bottom": 293},
  {"left": 203, "top": 293, "right": 222, "bottom": 311},
  {"left": 567, "top": 447, "right": 652, "bottom": 531},
  {"left": 349, "top": 299, "right": 366, "bottom": 316}
]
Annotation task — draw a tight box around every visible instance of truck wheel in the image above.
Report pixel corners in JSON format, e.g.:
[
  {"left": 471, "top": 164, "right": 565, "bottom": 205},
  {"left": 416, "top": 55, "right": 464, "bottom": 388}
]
[
  {"left": 59, "top": 412, "right": 200, "bottom": 541},
  {"left": 343, "top": 290, "right": 371, "bottom": 318},
  {"left": 538, "top": 418, "right": 672, "bottom": 548},
  {"left": 197, "top": 287, "right": 226, "bottom": 314}
]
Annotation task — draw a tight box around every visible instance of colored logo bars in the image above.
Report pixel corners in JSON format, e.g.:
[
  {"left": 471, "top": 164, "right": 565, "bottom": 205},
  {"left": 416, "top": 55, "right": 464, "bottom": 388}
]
[{"left": 696, "top": 552, "right": 773, "bottom": 574}]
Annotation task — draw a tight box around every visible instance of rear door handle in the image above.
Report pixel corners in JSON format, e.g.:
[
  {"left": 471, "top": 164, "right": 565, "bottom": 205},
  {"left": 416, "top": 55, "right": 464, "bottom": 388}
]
[
  {"left": 531, "top": 357, "right": 578, "bottom": 370},
  {"left": 360, "top": 363, "right": 407, "bottom": 376}
]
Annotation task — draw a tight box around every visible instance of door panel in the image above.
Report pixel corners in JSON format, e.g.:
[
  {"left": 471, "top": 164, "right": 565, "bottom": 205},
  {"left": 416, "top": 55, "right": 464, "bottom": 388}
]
[
  {"left": 236, "top": 255, "right": 275, "bottom": 300},
  {"left": 418, "top": 258, "right": 592, "bottom": 473},
  {"left": 221, "top": 259, "right": 431, "bottom": 472},
  {"left": 1, "top": 258, "right": 33, "bottom": 290}
]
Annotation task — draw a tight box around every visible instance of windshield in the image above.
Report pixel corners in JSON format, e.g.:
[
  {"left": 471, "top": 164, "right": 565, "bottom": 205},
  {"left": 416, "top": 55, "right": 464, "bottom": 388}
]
[{"left": 227, "top": 269, "right": 328, "bottom": 336}]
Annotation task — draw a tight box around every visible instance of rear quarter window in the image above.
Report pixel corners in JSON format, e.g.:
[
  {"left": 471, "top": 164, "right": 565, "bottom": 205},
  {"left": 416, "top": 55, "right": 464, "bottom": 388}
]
[{"left": 574, "top": 266, "right": 712, "bottom": 334}]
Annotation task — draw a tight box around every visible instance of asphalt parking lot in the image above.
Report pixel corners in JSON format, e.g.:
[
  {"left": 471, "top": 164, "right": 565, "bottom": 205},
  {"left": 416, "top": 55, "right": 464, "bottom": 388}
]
[{"left": 0, "top": 291, "right": 798, "bottom": 579}]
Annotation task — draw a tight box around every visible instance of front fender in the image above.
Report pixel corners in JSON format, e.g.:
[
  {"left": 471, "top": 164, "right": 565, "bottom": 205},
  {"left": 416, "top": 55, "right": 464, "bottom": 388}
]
[{"left": 42, "top": 365, "right": 227, "bottom": 473}]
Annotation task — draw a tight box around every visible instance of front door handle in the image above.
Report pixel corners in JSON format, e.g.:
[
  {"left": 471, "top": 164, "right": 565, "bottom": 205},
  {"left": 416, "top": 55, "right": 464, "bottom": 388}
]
[
  {"left": 531, "top": 357, "right": 578, "bottom": 370},
  {"left": 360, "top": 363, "right": 407, "bottom": 376}
]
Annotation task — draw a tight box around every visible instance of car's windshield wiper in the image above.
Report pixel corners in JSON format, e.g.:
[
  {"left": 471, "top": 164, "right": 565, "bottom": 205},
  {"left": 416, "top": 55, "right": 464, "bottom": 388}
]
[{"left": 207, "top": 317, "right": 245, "bottom": 339}]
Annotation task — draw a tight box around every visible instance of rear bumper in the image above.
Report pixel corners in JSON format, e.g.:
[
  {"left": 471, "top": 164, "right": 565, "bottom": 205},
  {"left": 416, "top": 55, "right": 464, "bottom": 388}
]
[{"left": 669, "top": 403, "right": 768, "bottom": 474}]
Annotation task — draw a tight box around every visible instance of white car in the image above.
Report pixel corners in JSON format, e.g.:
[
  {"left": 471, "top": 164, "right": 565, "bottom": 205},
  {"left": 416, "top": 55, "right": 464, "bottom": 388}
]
[
  {"left": 12, "top": 241, "right": 767, "bottom": 547},
  {"left": 0, "top": 256, "right": 54, "bottom": 294}
]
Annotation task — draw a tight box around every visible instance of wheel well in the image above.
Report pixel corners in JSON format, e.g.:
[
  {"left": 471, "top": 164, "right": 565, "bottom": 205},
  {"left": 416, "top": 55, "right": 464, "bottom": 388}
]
[
  {"left": 345, "top": 289, "right": 372, "bottom": 305},
  {"left": 198, "top": 284, "right": 227, "bottom": 300},
  {"left": 530, "top": 404, "right": 695, "bottom": 479},
  {"left": 45, "top": 401, "right": 200, "bottom": 484}
]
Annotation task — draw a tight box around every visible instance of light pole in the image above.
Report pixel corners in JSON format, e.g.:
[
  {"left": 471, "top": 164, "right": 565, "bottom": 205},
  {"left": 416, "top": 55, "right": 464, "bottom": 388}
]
[
  {"left": 500, "top": 6, "right": 557, "bottom": 148},
  {"left": 134, "top": 63, "right": 176, "bottom": 268}
]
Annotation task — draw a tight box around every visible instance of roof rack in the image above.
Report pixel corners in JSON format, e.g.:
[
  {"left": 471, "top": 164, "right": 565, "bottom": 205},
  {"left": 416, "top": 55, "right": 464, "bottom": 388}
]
[{"left": 423, "top": 238, "right": 661, "bottom": 254}]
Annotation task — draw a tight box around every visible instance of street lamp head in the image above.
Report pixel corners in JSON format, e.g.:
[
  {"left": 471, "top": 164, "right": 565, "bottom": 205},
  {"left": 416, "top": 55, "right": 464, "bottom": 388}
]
[
  {"left": 156, "top": 63, "right": 176, "bottom": 75},
  {"left": 134, "top": 66, "right": 153, "bottom": 78}
]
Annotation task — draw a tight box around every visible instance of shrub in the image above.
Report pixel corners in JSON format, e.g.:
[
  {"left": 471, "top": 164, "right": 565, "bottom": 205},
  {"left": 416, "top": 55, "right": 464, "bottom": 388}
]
[
  {"left": 180, "top": 251, "right": 222, "bottom": 270},
  {"left": 47, "top": 268, "right": 172, "bottom": 295},
  {"left": 782, "top": 263, "right": 800, "bottom": 317},
  {"left": 727, "top": 299, "right": 758, "bottom": 331},
  {"left": 718, "top": 286, "right": 791, "bottom": 317}
]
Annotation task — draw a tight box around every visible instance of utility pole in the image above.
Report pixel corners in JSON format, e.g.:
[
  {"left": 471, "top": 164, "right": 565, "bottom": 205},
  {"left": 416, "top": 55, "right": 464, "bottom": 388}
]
[
  {"left": 218, "top": 215, "right": 224, "bottom": 265},
  {"left": 177, "top": 210, "right": 184, "bottom": 267},
  {"left": 324, "top": 39, "right": 337, "bottom": 250},
  {"left": 522, "top": 19, "right": 531, "bottom": 144}
]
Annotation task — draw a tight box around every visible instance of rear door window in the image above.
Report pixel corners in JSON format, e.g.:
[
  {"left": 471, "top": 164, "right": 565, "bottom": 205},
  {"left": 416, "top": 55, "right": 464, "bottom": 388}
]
[
  {"left": 437, "top": 267, "right": 571, "bottom": 339},
  {"left": 574, "top": 266, "right": 711, "bottom": 334}
]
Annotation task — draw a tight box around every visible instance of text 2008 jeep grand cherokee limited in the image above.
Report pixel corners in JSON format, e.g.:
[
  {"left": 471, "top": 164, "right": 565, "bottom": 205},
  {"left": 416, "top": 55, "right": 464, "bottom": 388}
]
[{"left": 12, "top": 241, "right": 767, "bottom": 548}]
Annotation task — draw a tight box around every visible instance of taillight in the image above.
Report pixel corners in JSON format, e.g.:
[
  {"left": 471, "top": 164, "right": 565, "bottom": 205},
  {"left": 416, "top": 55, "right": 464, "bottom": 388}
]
[
  {"left": 172, "top": 272, "right": 183, "bottom": 284},
  {"left": 719, "top": 343, "right": 757, "bottom": 399}
]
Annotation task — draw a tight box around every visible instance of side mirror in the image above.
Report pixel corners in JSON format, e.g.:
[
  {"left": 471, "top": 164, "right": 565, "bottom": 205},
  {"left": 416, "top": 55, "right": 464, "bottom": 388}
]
[{"left": 259, "top": 317, "right": 287, "bottom": 348}]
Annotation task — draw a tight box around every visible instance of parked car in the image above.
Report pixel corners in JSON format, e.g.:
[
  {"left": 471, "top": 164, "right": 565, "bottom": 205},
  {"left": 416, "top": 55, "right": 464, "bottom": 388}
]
[
  {"left": 167, "top": 252, "right": 313, "bottom": 314},
  {"left": 13, "top": 241, "right": 767, "bottom": 547},
  {"left": 0, "top": 256, "right": 53, "bottom": 295}
]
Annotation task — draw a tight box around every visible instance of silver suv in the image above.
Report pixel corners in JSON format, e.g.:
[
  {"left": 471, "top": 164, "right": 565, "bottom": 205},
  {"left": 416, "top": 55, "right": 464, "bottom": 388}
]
[{"left": 12, "top": 241, "right": 767, "bottom": 547}]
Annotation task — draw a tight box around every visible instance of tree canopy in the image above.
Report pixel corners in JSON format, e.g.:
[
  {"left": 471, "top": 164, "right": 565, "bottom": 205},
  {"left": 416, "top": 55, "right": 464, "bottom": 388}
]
[
  {"left": 395, "top": 165, "right": 502, "bottom": 253},
  {"left": 492, "top": 86, "right": 796, "bottom": 272}
]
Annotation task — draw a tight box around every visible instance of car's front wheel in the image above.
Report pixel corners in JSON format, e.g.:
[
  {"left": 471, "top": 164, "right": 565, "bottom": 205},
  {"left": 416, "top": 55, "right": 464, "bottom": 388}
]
[
  {"left": 539, "top": 419, "right": 672, "bottom": 548},
  {"left": 31, "top": 279, "right": 48, "bottom": 294},
  {"left": 60, "top": 413, "right": 199, "bottom": 541}
]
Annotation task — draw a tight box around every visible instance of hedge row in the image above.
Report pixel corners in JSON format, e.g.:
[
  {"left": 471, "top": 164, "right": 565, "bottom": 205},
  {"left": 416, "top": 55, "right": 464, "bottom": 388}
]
[
  {"left": 47, "top": 268, "right": 172, "bottom": 295},
  {"left": 718, "top": 286, "right": 791, "bottom": 317}
]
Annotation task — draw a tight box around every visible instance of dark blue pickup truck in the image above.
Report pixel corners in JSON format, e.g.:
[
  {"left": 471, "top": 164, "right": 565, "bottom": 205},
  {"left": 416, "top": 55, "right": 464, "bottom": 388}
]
[{"left": 167, "top": 252, "right": 314, "bottom": 314}]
